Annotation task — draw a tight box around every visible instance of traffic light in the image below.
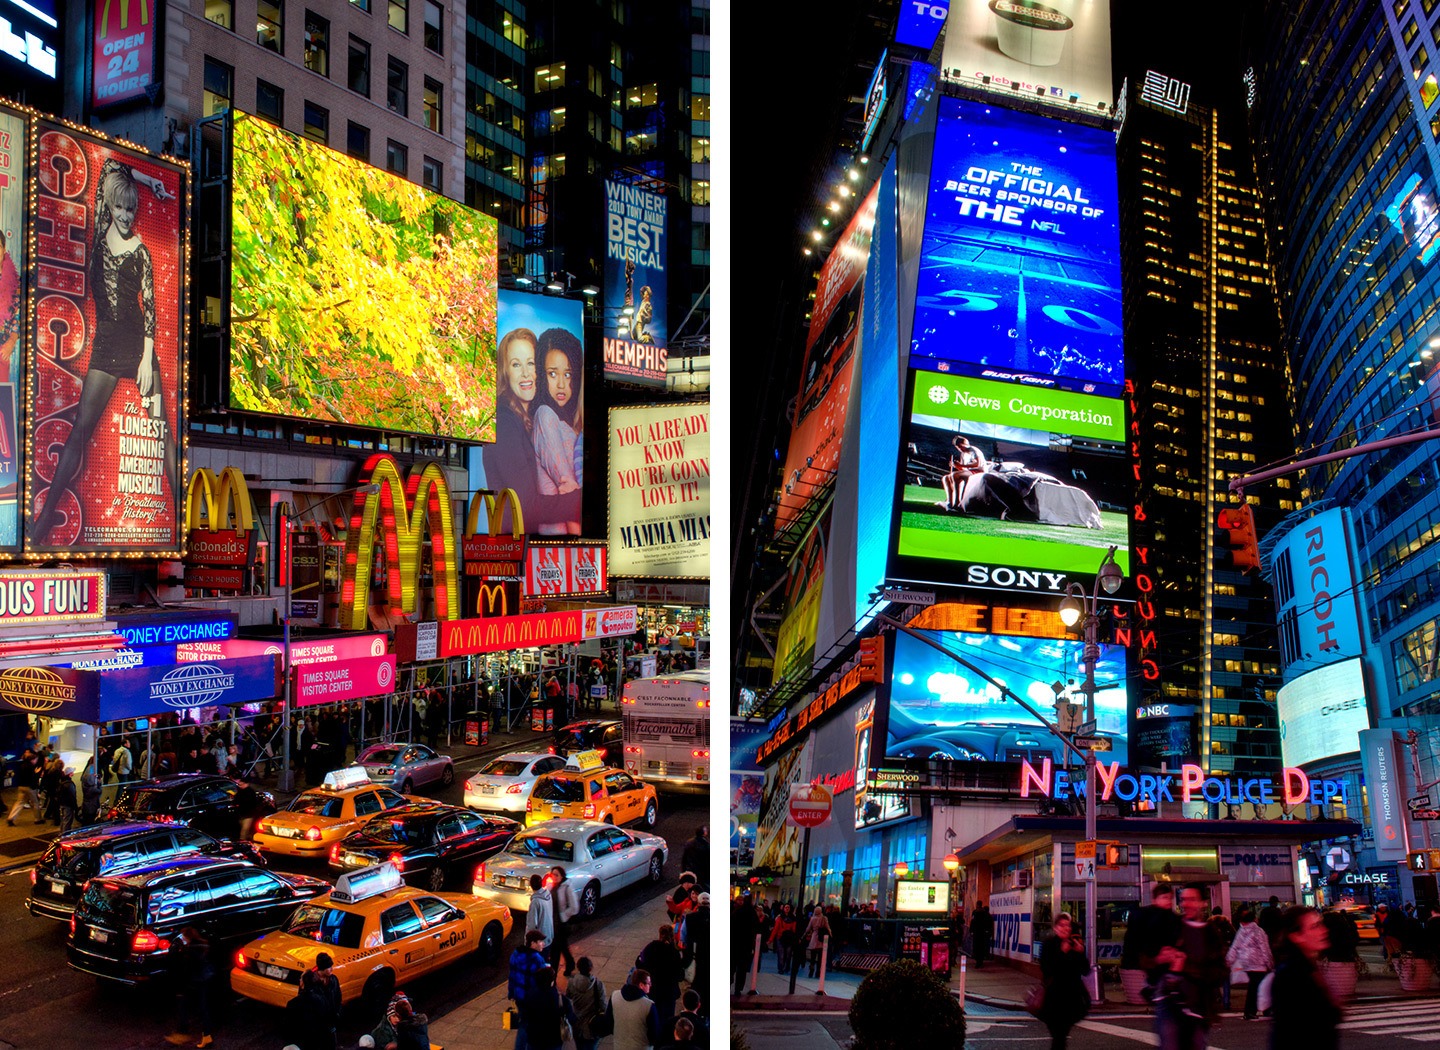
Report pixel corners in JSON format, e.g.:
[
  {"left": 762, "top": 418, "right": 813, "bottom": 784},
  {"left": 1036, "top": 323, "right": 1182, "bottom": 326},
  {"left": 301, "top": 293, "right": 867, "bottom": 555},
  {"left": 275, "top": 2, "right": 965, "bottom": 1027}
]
[
  {"left": 1408, "top": 849, "right": 1440, "bottom": 872},
  {"left": 857, "top": 636, "right": 885, "bottom": 683},
  {"left": 1216, "top": 503, "right": 1260, "bottom": 573},
  {"left": 1099, "top": 841, "right": 1129, "bottom": 869}
]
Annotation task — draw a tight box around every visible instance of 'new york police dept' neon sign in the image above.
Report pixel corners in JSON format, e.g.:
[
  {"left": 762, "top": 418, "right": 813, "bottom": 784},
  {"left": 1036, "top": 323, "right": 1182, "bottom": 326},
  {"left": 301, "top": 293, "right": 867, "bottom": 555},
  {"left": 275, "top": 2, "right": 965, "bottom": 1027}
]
[{"left": 1020, "top": 758, "right": 1348, "bottom": 808}]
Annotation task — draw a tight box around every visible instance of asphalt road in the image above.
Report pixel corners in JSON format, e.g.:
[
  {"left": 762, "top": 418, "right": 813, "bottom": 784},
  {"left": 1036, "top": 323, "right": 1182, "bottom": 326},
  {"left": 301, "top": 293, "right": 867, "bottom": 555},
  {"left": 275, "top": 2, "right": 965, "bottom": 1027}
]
[
  {"left": 737, "top": 996, "right": 1440, "bottom": 1050},
  {"left": 0, "top": 763, "right": 707, "bottom": 1050}
]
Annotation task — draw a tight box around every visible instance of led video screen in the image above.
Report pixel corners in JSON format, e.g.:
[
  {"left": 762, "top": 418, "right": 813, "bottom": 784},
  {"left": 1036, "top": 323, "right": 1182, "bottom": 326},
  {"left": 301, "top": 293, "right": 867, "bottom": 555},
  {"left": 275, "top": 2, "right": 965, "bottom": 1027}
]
[
  {"left": 910, "top": 96, "right": 1122, "bottom": 391},
  {"left": 890, "top": 369, "right": 1129, "bottom": 590},
  {"left": 229, "top": 112, "right": 497, "bottom": 440},
  {"left": 886, "top": 628, "right": 1128, "bottom": 764},
  {"left": 1276, "top": 658, "right": 1371, "bottom": 770}
]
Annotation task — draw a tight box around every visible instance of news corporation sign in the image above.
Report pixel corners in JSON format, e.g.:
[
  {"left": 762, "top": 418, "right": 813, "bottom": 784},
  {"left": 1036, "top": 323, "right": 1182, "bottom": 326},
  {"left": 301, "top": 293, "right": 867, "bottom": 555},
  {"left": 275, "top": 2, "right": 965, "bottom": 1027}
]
[{"left": 1019, "top": 756, "right": 1349, "bottom": 809}]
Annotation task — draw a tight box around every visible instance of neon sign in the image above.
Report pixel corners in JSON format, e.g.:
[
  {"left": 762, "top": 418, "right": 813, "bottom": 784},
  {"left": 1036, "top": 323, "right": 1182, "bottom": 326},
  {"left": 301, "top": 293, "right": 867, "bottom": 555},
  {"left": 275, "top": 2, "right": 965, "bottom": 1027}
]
[
  {"left": 1019, "top": 757, "right": 1349, "bottom": 809},
  {"left": 339, "top": 454, "right": 460, "bottom": 630}
]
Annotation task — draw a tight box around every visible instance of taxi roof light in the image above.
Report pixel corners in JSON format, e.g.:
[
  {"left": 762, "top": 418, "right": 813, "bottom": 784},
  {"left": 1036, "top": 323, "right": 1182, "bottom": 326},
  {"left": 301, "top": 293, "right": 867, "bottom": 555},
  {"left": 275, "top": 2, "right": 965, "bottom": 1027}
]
[
  {"left": 564, "top": 749, "right": 607, "bottom": 772},
  {"left": 330, "top": 862, "right": 405, "bottom": 904},
  {"left": 323, "top": 767, "right": 373, "bottom": 791}
]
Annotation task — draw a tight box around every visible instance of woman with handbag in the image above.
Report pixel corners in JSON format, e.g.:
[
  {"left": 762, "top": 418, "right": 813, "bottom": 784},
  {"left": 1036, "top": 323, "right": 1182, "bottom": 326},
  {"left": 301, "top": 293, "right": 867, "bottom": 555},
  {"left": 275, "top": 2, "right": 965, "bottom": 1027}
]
[
  {"left": 802, "top": 906, "right": 831, "bottom": 978},
  {"left": 519, "top": 966, "right": 579, "bottom": 1050},
  {"left": 1226, "top": 907, "right": 1274, "bottom": 1021},
  {"left": 1037, "top": 913, "right": 1090, "bottom": 1050}
]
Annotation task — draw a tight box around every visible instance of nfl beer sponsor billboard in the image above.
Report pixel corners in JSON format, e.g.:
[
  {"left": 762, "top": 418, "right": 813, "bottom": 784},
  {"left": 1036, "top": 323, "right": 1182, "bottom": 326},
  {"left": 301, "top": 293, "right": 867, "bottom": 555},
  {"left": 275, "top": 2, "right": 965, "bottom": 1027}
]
[
  {"left": 0, "top": 103, "right": 24, "bottom": 551},
  {"left": 603, "top": 178, "right": 668, "bottom": 387},
  {"left": 27, "top": 119, "right": 186, "bottom": 555},
  {"left": 608, "top": 403, "right": 709, "bottom": 578},
  {"left": 471, "top": 289, "right": 584, "bottom": 536},
  {"left": 777, "top": 184, "right": 878, "bottom": 530},
  {"left": 910, "top": 96, "right": 1123, "bottom": 390},
  {"left": 229, "top": 113, "right": 497, "bottom": 441}
]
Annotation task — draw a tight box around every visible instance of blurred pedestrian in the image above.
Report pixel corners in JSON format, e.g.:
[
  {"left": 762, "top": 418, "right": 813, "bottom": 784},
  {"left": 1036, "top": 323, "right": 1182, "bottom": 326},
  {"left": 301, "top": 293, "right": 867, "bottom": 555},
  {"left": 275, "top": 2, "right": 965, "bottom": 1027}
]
[
  {"left": 731, "top": 893, "right": 758, "bottom": 994},
  {"left": 802, "top": 905, "right": 831, "bottom": 978},
  {"left": 6, "top": 750, "right": 38, "bottom": 826},
  {"left": 79, "top": 757, "right": 101, "bottom": 825},
  {"left": 676, "top": 989, "right": 708, "bottom": 1047},
  {"left": 1226, "top": 907, "right": 1274, "bottom": 1021},
  {"left": 549, "top": 866, "right": 578, "bottom": 975},
  {"left": 680, "top": 826, "right": 708, "bottom": 882},
  {"left": 971, "top": 901, "right": 994, "bottom": 967},
  {"left": 1270, "top": 906, "right": 1341, "bottom": 1049},
  {"left": 637, "top": 924, "right": 684, "bottom": 1032},
  {"left": 526, "top": 872, "right": 555, "bottom": 952},
  {"left": 286, "top": 965, "right": 338, "bottom": 1050},
  {"left": 508, "top": 929, "right": 550, "bottom": 1050},
  {"left": 683, "top": 892, "right": 710, "bottom": 1009},
  {"left": 769, "top": 903, "right": 797, "bottom": 974},
  {"left": 165, "top": 926, "right": 215, "bottom": 1048},
  {"left": 55, "top": 765, "right": 77, "bottom": 833},
  {"left": 1037, "top": 912, "right": 1089, "bottom": 1050},
  {"left": 565, "top": 956, "right": 607, "bottom": 1050},
  {"left": 519, "top": 966, "right": 577, "bottom": 1050}
]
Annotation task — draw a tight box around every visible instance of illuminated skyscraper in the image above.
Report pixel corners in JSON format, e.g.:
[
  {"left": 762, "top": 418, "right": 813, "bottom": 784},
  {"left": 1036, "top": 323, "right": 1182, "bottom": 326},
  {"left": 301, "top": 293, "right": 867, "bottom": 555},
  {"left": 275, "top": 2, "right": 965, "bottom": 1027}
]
[{"left": 1118, "top": 78, "right": 1292, "bottom": 776}]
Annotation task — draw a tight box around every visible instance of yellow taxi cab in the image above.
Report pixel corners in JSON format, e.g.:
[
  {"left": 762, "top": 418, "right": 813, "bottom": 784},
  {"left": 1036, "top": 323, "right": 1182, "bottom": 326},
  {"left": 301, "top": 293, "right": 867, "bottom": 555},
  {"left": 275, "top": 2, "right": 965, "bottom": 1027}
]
[
  {"left": 232, "top": 862, "right": 512, "bottom": 1010},
  {"left": 253, "top": 768, "right": 420, "bottom": 859},
  {"left": 525, "top": 749, "right": 659, "bottom": 830}
]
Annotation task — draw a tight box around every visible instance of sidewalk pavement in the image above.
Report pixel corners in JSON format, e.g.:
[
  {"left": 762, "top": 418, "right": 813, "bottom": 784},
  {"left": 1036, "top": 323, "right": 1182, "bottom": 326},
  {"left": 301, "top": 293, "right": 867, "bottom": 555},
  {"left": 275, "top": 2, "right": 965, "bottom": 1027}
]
[
  {"left": 0, "top": 716, "right": 587, "bottom": 873},
  {"left": 428, "top": 886, "right": 680, "bottom": 1050},
  {"left": 733, "top": 949, "right": 1440, "bottom": 1014}
]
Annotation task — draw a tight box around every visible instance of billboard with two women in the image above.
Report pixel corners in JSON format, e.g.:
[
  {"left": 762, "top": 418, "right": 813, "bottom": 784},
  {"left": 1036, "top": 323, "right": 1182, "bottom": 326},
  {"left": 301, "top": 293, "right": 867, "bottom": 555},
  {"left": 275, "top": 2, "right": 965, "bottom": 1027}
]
[{"left": 467, "top": 290, "right": 585, "bottom": 537}]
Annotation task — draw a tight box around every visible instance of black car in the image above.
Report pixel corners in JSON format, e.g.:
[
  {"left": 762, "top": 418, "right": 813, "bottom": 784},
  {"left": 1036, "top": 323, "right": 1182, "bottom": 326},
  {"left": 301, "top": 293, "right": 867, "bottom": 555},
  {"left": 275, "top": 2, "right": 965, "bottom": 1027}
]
[
  {"left": 553, "top": 720, "right": 624, "bottom": 768},
  {"left": 107, "top": 774, "right": 276, "bottom": 840},
  {"left": 329, "top": 805, "right": 519, "bottom": 891},
  {"left": 66, "top": 857, "right": 329, "bottom": 984},
  {"left": 28, "top": 821, "right": 264, "bottom": 922}
]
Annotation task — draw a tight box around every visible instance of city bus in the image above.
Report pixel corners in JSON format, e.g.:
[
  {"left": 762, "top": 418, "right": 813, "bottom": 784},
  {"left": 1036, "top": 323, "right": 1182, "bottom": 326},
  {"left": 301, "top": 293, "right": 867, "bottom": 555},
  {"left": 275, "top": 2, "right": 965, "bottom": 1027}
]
[{"left": 620, "top": 671, "right": 710, "bottom": 790}]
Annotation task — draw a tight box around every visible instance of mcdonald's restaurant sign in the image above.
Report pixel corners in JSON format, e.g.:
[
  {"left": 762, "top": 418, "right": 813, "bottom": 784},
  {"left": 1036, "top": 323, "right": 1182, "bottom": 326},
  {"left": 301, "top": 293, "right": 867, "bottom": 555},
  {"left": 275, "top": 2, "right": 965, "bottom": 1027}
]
[
  {"left": 339, "top": 454, "right": 460, "bottom": 631},
  {"left": 394, "top": 609, "right": 586, "bottom": 661},
  {"left": 184, "top": 467, "right": 257, "bottom": 593},
  {"left": 463, "top": 489, "right": 526, "bottom": 577},
  {"left": 91, "top": 0, "right": 160, "bottom": 109}
]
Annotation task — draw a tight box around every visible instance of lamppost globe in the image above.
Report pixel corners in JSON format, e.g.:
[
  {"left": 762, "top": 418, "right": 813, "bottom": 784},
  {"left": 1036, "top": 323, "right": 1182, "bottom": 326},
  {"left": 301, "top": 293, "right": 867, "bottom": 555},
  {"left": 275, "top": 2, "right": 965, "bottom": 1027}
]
[
  {"left": 942, "top": 852, "right": 960, "bottom": 873},
  {"left": 1059, "top": 594, "right": 1083, "bottom": 627},
  {"left": 894, "top": 861, "right": 909, "bottom": 878},
  {"left": 1099, "top": 557, "right": 1124, "bottom": 595}
]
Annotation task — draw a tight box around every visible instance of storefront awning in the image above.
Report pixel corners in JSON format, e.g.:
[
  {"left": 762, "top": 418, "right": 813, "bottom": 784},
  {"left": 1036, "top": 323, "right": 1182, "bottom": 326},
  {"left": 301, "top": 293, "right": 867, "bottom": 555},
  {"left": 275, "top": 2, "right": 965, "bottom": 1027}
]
[{"left": 958, "top": 815, "right": 1364, "bottom": 864}]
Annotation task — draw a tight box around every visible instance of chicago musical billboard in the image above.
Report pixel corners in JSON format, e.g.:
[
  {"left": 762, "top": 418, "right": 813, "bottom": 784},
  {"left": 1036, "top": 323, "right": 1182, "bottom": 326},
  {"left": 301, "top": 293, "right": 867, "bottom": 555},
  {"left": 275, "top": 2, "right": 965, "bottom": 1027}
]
[
  {"left": 27, "top": 120, "right": 186, "bottom": 555},
  {"left": 910, "top": 96, "right": 1122, "bottom": 391},
  {"left": 0, "top": 103, "right": 25, "bottom": 551},
  {"left": 230, "top": 112, "right": 497, "bottom": 441}
]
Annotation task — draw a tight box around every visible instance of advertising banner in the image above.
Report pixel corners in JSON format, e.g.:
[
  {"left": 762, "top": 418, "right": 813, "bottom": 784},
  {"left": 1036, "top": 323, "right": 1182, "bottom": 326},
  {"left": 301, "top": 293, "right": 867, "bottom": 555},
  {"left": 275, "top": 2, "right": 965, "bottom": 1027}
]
[
  {"left": 910, "top": 97, "right": 1123, "bottom": 390},
  {"left": 603, "top": 178, "right": 668, "bottom": 387},
  {"left": 100, "top": 655, "right": 280, "bottom": 720},
  {"left": 1386, "top": 173, "right": 1440, "bottom": 267},
  {"left": 583, "top": 605, "right": 638, "bottom": 639},
  {"left": 0, "top": 570, "right": 105, "bottom": 625},
  {"left": 294, "top": 653, "right": 396, "bottom": 707},
  {"left": 289, "top": 528, "right": 323, "bottom": 619},
  {"left": 177, "top": 632, "right": 388, "bottom": 666},
  {"left": 773, "top": 512, "right": 826, "bottom": 687},
  {"left": 896, "top": 0, "right": 949, "bottom": 50},
  {"left": 230, "top": 113, "right": 497, "bottom": 441},
  {"left": 0, "top": 0, "right": 57, "bottom": 85},
  {"left": 731, "top": 717, "right": 767, "bottom": 871},
  {"left": 0, "top": 104, "right": 24, "bottom": 550},
  {"left": 990, "top": 887, "right": 1035, "bottom": 960},
  {"left": 855, "top": 695, "right": 912, "bottom": 829},
  {"left": 27, "top": 121, "right": 186, "bottom": 555},
  {"left": 471, "top": 290, "right": 584, "bottom": 535},
  {"left": 897, "top": 881, "right": 950, "bottom": 914},
  {"left": 1276, "top": 658, "right": 1371, "bottom": 769},
  {"left": 420, "top": 608, "right": 585, "bottom": 658},
  {"left": 890, "top": 369, "right": 1129, "bottom": 590},
  {"left": 886, "top": 628, "right": 1128, "bottom": 763},
  {"left": 777, "top": 185, "right": 878, "bottom": 529},
  {"left": 525, "top": 542, "right": 607, "bottom": 597},
  {"left": 756, "top": 732, "right": 809, "bottom": 874},
  {"left": 0, "top": 665, "right": 99, "bottom": 721},
  {"left": 91, "top": 0, "right": 159, "bottom": 109},
  {"left": 1274, "top": 507, "right": 1364, "bottom": 671},
  {"left": 940, "top": 0, "right": 1113, "bottom": 112},
  {"left": 608, "top": 403, "right": 709, "bottom": 578},
  {"left": 1360, "top": 728, "right": 1409, "bottom": 861},
  {"left": 115, "top": 612, "right": 235, "bottom": 648}
]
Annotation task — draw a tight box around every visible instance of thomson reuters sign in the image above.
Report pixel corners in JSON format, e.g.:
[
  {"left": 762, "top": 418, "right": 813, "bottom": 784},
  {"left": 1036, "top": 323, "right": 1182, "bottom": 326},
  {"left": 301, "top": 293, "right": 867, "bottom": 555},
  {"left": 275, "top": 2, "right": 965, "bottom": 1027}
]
[{"left": 0, "top": 667, "right": 78, "bottom": 712}]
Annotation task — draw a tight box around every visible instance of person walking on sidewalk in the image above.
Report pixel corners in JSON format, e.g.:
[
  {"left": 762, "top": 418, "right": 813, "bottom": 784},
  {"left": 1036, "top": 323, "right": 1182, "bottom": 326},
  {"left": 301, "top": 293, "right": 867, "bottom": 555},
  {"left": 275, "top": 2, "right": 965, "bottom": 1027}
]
[
  {"left": 1269, "top": 906, "right": 1342, "bottom": 1050},
  {"left": 508, "top": 930, "right": 551, "bottom": 1050},
  {"left": 731, "top": 893, "right": 759, "bottom": 994},
  {"left": 802, "top": 905, "right": 831, "bottom": 978},
  {"left": 680, "top": 826, "right": 708, "bottom": 883},
  {"left": 165, "top": 926, "right": 215, "bottom": 1049},
  {"left": 611, "top": 968, "right": 660, "bottom": 1050},
  {"left": 769, "top": 903, "right": 797, "bottom": 974},
  {"left": 7, "top": 749, "right": 38, "bottom": 826},
  {"left": 79, "top": 757, "right": 101, "bottom": 826},
  {"left": 1037, "top": 912, "right": 1090, "bottom": 1050},
  {"left": 526, "top": 873, "right": 555, "bottom": 954},
  {"left": 637, "top": 924, "right": 684, "bottom": 1033},
  {"left": 1226, "top": 907, "right": 1274, "bottom": 1021},
  {"left": 1152, "top": 885, "right": 1227, "bottom": 1050},
  {"left": 548, "top": 866, "right": 578, "bottom": 975},
  {"left": 971, "top": 901, "right": 994, "bottom": 968},
  {"left": 519, "top": 967, "right": 578, "bottom": 1050},
  {"left": 683, "top": 892, "right": 710, "bottom": 1010},
  {"left": 565, "top": 956, "right": 607, "bottom": 1050}
]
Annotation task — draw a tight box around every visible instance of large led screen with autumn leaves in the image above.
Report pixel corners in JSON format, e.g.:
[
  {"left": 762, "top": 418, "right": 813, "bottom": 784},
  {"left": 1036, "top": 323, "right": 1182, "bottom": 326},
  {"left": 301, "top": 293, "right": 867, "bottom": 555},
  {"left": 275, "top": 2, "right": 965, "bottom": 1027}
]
[{"left": 229, "top": 113, "right": 498, "bottom": 441}]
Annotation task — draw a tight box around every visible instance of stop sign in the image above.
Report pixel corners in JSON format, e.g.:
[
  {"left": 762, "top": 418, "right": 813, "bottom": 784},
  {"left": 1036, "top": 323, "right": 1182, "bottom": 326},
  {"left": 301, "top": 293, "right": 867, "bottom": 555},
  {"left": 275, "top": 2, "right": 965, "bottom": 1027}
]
[{"left": 788, "top": 784, "right": 833, "bottom": 828}]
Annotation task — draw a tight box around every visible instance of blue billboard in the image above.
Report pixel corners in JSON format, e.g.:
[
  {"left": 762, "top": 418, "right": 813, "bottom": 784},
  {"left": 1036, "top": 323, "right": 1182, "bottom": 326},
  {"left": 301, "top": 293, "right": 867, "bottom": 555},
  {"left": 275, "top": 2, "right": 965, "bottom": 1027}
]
[
  {"left": 885, "top": 628, "right": 1128, "bottom": 763},
  {"left": 895, "top": 0, "right": 948, "bottom": 51},
  {"left": 910, "top": 96, "right": 1123, "bottom": 393}
]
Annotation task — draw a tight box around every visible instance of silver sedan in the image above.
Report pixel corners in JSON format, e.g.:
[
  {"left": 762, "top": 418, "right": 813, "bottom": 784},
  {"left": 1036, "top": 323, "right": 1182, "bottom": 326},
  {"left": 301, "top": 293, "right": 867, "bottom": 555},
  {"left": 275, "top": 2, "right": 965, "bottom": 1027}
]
[
  {"left": 353, "top": 743, "right": 454, "bottom": 793},
  {"left": 471, "top": 818, "right": 668, "bottom": 918}
]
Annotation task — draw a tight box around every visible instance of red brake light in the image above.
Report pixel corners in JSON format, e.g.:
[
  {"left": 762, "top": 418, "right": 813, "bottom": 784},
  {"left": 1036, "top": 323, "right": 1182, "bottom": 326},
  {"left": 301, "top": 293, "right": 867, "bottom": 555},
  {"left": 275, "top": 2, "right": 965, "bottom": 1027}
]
[
  {"left": 582, "top": 803, "right": 596, "bottom": 819},
  {"left": 29, "top": 869, "right": 36, "bottom": 884},
  {"left": 526, "top": 800, "right": 534, "bottom": 812},
  {"left": 475, "top": 861, "right": 487, "bottom": 885},
  {"left": 132, "top": 930, "right": 169, "bottom": 953},
  {"left": 389, "top": 853, "right": 406, "bottom": 871},
  {"left": 69, "top": 915, "right": 76, "bottom": 936},
  {"left": 329, "top": 843, "right": 342, "bottom": 863},
  {"left": 547, "top": 747, "right": 556, "bottom": 754},
  {"left": 305, "top": 826, "right": 322, "bottom": 842},
  {"left": 235, "top": 950, "right": 247, "bottom": 970},
  {"left": 625, "top": 746, "right": 642, "bottom": 754},
  {"left": 507, "top": 784, "right": 524, "bottom": 794},
  {"left": 691, "top": 749, "right": 709, "bottom": 758}
]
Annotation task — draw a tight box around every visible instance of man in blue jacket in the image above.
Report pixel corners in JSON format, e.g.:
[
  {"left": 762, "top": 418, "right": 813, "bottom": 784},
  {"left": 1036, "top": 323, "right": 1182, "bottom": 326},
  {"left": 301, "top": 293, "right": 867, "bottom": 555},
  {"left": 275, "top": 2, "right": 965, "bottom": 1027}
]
[{"left": 508, "top": 930, "right": 550, "bottom": 1050}]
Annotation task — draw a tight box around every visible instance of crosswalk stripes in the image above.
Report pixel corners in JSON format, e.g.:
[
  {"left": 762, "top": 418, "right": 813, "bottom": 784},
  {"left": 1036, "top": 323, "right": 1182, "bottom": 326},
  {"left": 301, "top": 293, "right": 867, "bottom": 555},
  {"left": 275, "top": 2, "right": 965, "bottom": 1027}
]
[{"left": 1337, "top": 997, "right": 1440, "bottom": 1039}]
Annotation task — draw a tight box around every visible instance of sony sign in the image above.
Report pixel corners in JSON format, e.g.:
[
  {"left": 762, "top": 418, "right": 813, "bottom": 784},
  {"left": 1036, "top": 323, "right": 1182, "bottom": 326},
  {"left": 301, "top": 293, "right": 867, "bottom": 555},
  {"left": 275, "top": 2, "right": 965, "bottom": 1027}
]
[{"left": 966, "top": 566, "right": 1070, "bottom": 592}]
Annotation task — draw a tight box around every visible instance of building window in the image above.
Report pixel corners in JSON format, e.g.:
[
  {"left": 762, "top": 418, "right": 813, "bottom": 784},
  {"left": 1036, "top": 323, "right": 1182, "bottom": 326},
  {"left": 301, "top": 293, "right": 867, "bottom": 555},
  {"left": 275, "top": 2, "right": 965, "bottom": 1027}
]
[
  {"left": 422, "top": 77, "right": 441, "bottom": 132},
  {"left": 387, "top": 139, "right": 408, "bottom": 175},
  {"left": 347, "top": 121, "right": 370, "bottom": 160},
  {"left": 422, "top": 156, "right": 441, "bottom": 190},
  {"left": 534, "top": 64, "right": 564, "bottom": 92},
  {"left": 350, "top": 0, "right": 368, "bottom": 13},
  {"left": 692, "top": 179, "right": 709, "bottom": 206},
  {"left": 348, "top": 36, "right": 370, "bottom": 95},
  {"left": 691, "top": 136, "right": 709, "bottom": 163},
  {"left": 256, "top": 79, "right": 284, "bottom": 123},
  {"left": 422, "top": 0, "right": 442, "bottom": 52},
  {"left": 303, "top": 101, "right": 329, "bottom": 144},
  {"left": 202, "top": 57, "right": 233, "bottom": 115},
  {"left": 387, "top": 57, "right": 408, "bottom": 115},
  {"left": 256, "top": 0, "right": 282, "bottom": 51},
  {"left": 627, "top": 82, "right": 658, "bottom": 108},
  {"left": 205, "top": 0, "right": 232, "bottom": 29},
  {"left": 691, "top": 94, "right": 709, "bottom": 121},
  {"left": 388, "top": 0, "right": 407, "bottom": 33},
  {"left": 501, "top": 11, "right": 525, "bottom": 47},
  {"left": 304, "top": 12, "right": 329, "bottom": 76}
]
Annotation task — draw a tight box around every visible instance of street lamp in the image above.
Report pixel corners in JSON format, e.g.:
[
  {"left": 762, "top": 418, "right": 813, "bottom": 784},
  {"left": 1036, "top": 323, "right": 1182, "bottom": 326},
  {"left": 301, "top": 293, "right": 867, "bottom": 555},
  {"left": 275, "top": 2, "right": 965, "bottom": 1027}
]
[
  {"left": 894, "top": 860, "right": 909, "bottom": 878},
  {"left": 942, "top": 852, "right": 959, "bottom": 873},
  {"left": 1058, "top": 545, "right": 1123, "bottom": 1001}
]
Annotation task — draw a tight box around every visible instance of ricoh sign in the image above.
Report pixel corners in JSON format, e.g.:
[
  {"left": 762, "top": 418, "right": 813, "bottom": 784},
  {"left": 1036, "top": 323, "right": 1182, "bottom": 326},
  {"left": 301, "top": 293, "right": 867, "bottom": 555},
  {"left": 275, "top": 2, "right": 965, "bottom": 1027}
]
[{"left": 1274, "top": 508, "right": 1363, "bottom": 672}]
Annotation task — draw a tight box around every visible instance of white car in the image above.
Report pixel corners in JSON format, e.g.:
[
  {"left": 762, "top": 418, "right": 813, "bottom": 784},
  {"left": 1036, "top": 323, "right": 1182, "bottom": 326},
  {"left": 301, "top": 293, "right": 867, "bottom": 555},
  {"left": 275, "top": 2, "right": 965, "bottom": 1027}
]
[
  {"left": 472, "top": 818, "right": 668, "bottom": 919},
  {"left": 463, "top": 753, "right": 568, "bottom": 815}
]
